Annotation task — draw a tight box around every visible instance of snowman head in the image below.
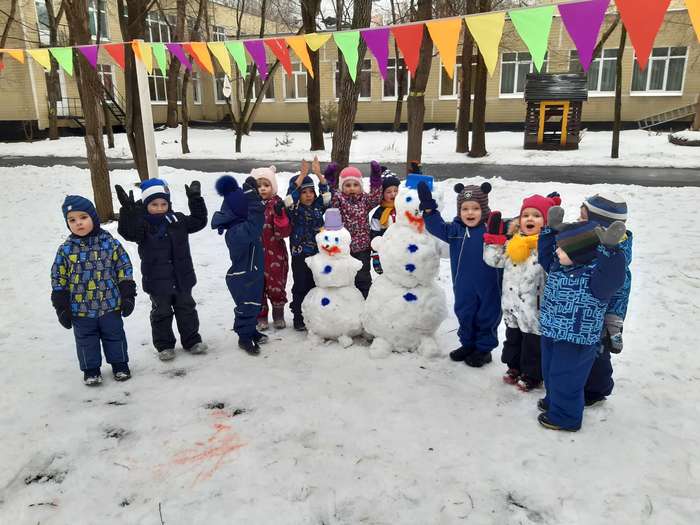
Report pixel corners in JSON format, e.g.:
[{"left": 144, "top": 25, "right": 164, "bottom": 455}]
[
  {"left": 395, "top": 173, "right": 435, "bottom": 231},
  {"left": 316, "top": 209, "right": 351, "bottom": 256}
]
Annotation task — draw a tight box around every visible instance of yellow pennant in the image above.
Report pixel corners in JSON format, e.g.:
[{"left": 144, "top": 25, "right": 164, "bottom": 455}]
[
  {"left": 304, "top": 33, "right": 331, "bottom": 52},
  {"left": 465, "top": 11, "right": 506, "bottom": 77},
  {"left": 208, "top": 42, "right": 232, "bottom": 76},
  {"left": 686, "top": 0, "right": 700, "bottom": 42},
  {"left": 1, "top": 49, "right": 25, "bottom": 63},
  {"left": 132, "top": 41, "right": 153, "bottom": 73},
  {"left": 426, "top": 19, "right": 463, "bottom": 79},
  {"left": 28, "top": 48, "right": 51, "bottom": 71},
  {"left": 287, "top": 36, "right": 314, "bottom": 77}
]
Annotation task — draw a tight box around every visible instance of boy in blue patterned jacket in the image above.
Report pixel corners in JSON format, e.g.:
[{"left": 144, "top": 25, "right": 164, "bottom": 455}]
[
  {"left": 537, "top": 206, "right": 626, "bottom": 431},
  {"left": 51, "top": 196, "right": 136, "bottom": 386}
]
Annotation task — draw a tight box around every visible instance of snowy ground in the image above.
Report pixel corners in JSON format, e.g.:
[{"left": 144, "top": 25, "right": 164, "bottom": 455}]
[
  {"left": 2, "top": 127, "right": 700, "bottom": 168},
  {"left": 1, "top": 166, "right": 699, "bottom": 524}
]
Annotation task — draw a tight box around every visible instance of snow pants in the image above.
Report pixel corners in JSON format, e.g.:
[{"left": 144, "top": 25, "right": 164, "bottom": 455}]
[
  {"left": 501, "top": 326, "right": 542, "bottom": 382},
  {"left": 72, "top": 311, "right": 128, "bottom": 372},
  {"left": 541, "top": 336, "right": 597, "bottom": 430},
  {"left": 259, "top": 248, "right": 289, "bottom": 320},
  {"left": 454, "top": 285, "right": 502, "bottom": 354},
  {"left": 352, "top": 249, "right": 372, "bottom": 299},
  {"left": 584, "top": 347, "right": 614, "bottom": 403},
  {"left": 290, "top": 254, "right": 315, "bottom": 321},
  {"left": 149, "top": 291, "right": 202, "bottom": 351},
  {"left": 226, "top": 268, "right": 264, "bottom": 341}
]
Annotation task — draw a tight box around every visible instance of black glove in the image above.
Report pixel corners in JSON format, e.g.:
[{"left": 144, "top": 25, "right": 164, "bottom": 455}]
[
  {"left": 242, "top": 176, "right": 260, "bottom": 199},
  {"left": 118, "top": 280, "right": 137, "bottom": 318},
  {"left": 274, "top": 199, "right": 285, "bottom": 217},
  {"left": 51, "top": 290, "right": 72, "bottom": 330},
  {"left": 417, "top": 181, "right": 437, "bottom": 211},
  {"left": 547, "top": 206, "right": 565, "bottom": 232},
  {"left": 595, "top": 221, "right": 626, "bottom": 248},
  {"left": 185, "top": 180, "right": 201, "bottom": 199}
]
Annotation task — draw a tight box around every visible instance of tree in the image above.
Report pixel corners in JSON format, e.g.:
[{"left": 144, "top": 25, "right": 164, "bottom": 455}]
[
  {"left": 164, "top": 0, "right": 186, "bottom": 128},
  {"left": 43, "top": 0, "right": 66, "bottom": 141},
  {"left": 389, "top": 0, "right": 409, "bottom": 132},
  {"left": 456, "top": 0, "right": 477, "bottom": 153},
  {"left": 468, "top": 0, "right": 491, "bottom": 158},
  {"left": 301, "top": 0, "right": 324, "bottom": 150},
  {"left": 181, "top": 0, "right": 208, "bottom": 154},
  {"left": 405, "top": 0, "right": 432, "bottom": 164},
  {"left": 611, "top": 26, "right": 626, "bottom": 159}
]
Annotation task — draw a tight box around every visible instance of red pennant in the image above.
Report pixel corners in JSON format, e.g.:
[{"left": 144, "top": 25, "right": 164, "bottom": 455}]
[
  {"left": 265, "top": 38, "right": 292, "bottom": 75},
  {"left": 0, "top": 59, "right": 4, "bottom": 72},
  {"left": 616, "top": 0, "right": 671, "bottom": 70},
  {"left": 391, "top": 24, "right": 424, "bottom": 78},
  {"left": 104, "top": 43, "right": 125, "bottom": 70}
]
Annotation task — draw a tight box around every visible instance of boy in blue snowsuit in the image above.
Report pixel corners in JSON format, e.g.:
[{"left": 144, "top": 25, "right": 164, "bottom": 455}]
[
  {"left": 51, "top": 195, "right": 136, "bottom": 385},
  {"left": 579, "top": 194, "right": 632, "bottom": 405},
  {"left": 537, "top": 206, "right": 627, "bottom": 431},
  {"left": 212, "top": 175, "right": 266, "bottom": 355},
  {"left": 418, "top": 181, "right": 502, "bottom": 368}
]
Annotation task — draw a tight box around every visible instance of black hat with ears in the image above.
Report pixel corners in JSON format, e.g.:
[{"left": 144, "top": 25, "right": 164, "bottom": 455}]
[{"left": 455, "top": 182, "right": 492, "bottom": 221}]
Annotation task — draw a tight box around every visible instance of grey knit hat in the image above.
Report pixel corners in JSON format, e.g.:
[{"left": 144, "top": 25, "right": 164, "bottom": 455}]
[{"left": 455, "top": 182, "right": 492, "bottom": 221}]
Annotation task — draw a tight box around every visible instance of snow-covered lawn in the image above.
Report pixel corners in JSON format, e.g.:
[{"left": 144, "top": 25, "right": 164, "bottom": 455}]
[
  {"left": 2, "top": 127, "right": 700, "bottom": 168},
  {"left": 1, "top": 166, "right": 699, "bottom": 523}
]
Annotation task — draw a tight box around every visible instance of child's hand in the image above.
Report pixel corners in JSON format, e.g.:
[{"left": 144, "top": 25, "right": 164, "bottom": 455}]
[
  {"left": 484, "top": 211, "right": 507, "bottom": 245},
  {"left": 300, "top": 159, "right": 309, "bottom": 178},
  {"left": 274, "top": 200, "right": 285, "bottom": 216},
  {"left": 311, "top": 156, "right": 321, "bottom": 176},
  {"left": 370, "top": 161, "right": 382, "bottom": 177},
  {"left": 243, "top": 176, "right": 261, "bottom": 199},
  {"left": 51, "top": 290, "right": 72, "bottom": 329},
  {"left": 118, "top": 281, "right": 136, "bottom": 317},
  {"left": 547, "top": 206, "right": 565, "bottom": 232},
  {"left": 324, "top": 162, "right": 338, "bottom": 188},
  {"left": 185, "top": 180, "right": 201, "bottom": 199},
  {"left": 595, "top": 221, "right": 626, "bottom": 248},
  {"left": 417, "top": 181, "right": 437, "bottom": 211}
]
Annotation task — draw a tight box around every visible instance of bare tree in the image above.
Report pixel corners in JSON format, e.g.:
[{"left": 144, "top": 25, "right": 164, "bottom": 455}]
[
  {"left": 181, "top": 0, "right": 209, "bottom": 154},
  {"left": 42, "top": 0, "right": 67, "bottom": 141},
  {"left": 405, "top": 0, "right": 432, "bottom": 164},
  {"left": 301, "top": 0, "right": 324, "bottom": 150},
  {"left": 456, "top": 0, "right": 477, "bottom": 153},
  {"left": 611, "top": 26, "right": 626, "bottom": 159},
  {"left": 163, "top": 0, "right": 185, "bottom": 128},
  {"left": 468, "top": 0, "right": 491, "bottom": 158},
  {"left": 389, "top": 0, "right": 409, "bottom": 132}
]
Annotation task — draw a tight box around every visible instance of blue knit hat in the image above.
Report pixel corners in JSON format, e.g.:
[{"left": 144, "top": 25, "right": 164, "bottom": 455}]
[
  {"left": 140, "top": 178, "right": 171, "bottom": 206},
  {"left": 215, "top": 175, "right": 247, "bottom": 219},
  {"left": 583, "top": 193, "right": 627, "bottom": 227},
  {"left": 556, "top": 221, "right": 600, "bottom": 265},
  {"left": 62, "top": 195, "right": 99, "bottom": 230}
]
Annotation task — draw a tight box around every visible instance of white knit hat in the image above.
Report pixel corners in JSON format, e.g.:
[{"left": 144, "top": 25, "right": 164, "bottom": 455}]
[{"left": 250, "top": 166, "right": 278, "bottom": 196}]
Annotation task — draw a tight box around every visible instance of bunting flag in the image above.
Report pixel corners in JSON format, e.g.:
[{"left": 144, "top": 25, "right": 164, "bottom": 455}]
[
  {"left": 28, "top": 49, "right": 51, "bottom": 71},
  {"left": 132, "top": 41, "right": 153, "bottom": 73},
  {"left": 165, "top": 43, "right": 191, "bottom": 70},
  {"left": 391, "top": 24, "right": 424, "bottom": 78},
  {"left": 426, "top": 19, "right": 463, "bottom": 78},
  {"left": 333, "top": 31, "right": 360, "bottom": 82},
  {"left": 509, "top": 5, "right": 555, "bottom": 72},
  {"left": 225, "top": 41, "right": 247, "bottom": 77},
  {"left": 616, "top": 0, "right": 672, "bottom": 70},
  {"left": 208, "top": 42, "right": 232, "bottom": 77},
  {"left": 466, "top": 12, "right": 505, "bottom": 76},
  {"left": 0, "top": 49, "right": 25, "bottom": 63},
  {"left": 49, "top": 47, "right": 74, "bottom": 76},
  {"left": 687, "top": 0, "right": 700, "bottom": 42},
  {"left": 104, "top": 43, "right": 125, "bottom": 70},
  {"left": 558, "top": 0, "right": 610, "bottom": 72},
  {"left": 361, "top": 27, "right": 390, "bottom": 80},
  {"left": 286, "top": 36, "right": 313, "bottom": 77},
  {"left": 186, "top": 42, "right": 214, "bottom": 74},
  {"left": 304, "top": 33, "right": 331, "bottom": 52},
  {"left": 244, "top": 40, "right": 268, "bottom": 80},
  {"left": 265, "top": 38, "right": 292, "bottom": 75},
  {"left": 78, "top": 45, "right": 99, "bottom": 69},
  {"left": 151, "top": 42, "right": 168, "bottom": 73}
]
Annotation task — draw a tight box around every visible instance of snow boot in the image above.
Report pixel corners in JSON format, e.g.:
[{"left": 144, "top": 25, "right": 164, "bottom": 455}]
[
  {"left": 517, "top": 376, "right": 542, "bottom": 392},
  {"left": 253, "top": 331, "right": 269, "bottom": 345},
  {"left": 449, "top": 346, "right": 474, "bottom": 362},
  {"left": 112, "top": 363, "right": 131, "bottom": 382},
  {"left": 158, "top": 348, "right": 176, "bottom": 361},
  {"left": 503, "top": 368, "right": 520, "bottom": 385},
  {"left": 186, "top": 342, "right": 208, "bottom": 355},
  {"left": 238, "top": 338, "right": 261, "bottom": 356},
  {"left": 538, "top": 413, "right": 580, "bottom": 432},
  {"left": 537, "top": 398, "right": 548, "bottom": 413},
  {"left": 585, "top": 396, "right": 606, "bottom": 407},
  {"left": 83, "top": 369, "right": 102, "bottom": 386},
  {"left": 272, "top": 307, "right": 286, "bottom": 329},
  {"left": 293, "top": 315, "right": 307, "bottom": 332},
  {"left": 464, "top": 351, "right": 492, "bottom": 368},
  {"left": 257, "top": 317, "right": 269, "bottom": 332}
]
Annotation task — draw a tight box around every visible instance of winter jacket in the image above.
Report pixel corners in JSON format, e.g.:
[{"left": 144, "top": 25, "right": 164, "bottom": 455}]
[
  {"left": 606, "top": 231, "right": 633, "bottom": 319},
  {"left": 51, "top": 230, "right": 133, "bottom": 318},
  {"left": 284, "top": 183, "right": 331, "bottom": 256},
  {"left": 118, "top": 195, "right": 207, "bottom": 296},
  {"left": 331, "top": 181, "right": 382, "bottom": 254},
  {"left": 538, "top": 226, "right": 626, "bottom": 346},
  {"left": 370, "top": 203, "right": 397, "bottom": 239},
  {"left": 261, "top": 196, "right": 292, "bottom": 300},
  {"left": 483, "top": 236, "right": 545, "bottom": 334}
]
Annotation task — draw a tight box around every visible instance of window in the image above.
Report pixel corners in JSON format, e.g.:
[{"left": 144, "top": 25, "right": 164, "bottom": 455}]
[
  {"left": 145, "top": 13, "right": 172, "bottom": 43},
  {"left": 227, "top": 70, "right": 275, "bottom": 103},
  {"left": 335, "top": 59, "right": 371, "bottom": 100},
  {"left": 439, "top": 56, "right": 479, "bottom": 99},
  {"left": 212, "top": 25, "right": 226, "bottom": 42},
  {"left": 191, "top": 72, "right": 201, "bottom": 104},
  {"left": 500, "top": 52, "right": 548, "bottom": 96},
  {"left": 383, "top": 57, "right": 409, "bottom": 99},
  {"left": 149, "top": 69, "right": 168, "bottom": 102},
  {"left": 97, "top": 64, "right": 114, "bottom": 97},
  {"left": 88, "top": 0, "right": 108, "bottom": 41},
  {"left": 215, "top": 73, "right": 229, "bottom": 103},
  {"left": 570, "top": 49, "right": 617, "bottom": 93},
  {"left": 35, "top": 1, "right": 50, "bottom": 46},
  {"left": 252, "top": 71, "right": 275, "bottom": 101},
  {"left": 631, "top": 47, "right": 687, "bottom": 94},
  {"left": 284, "top": 61, "right": 308, "bottom": 101}
]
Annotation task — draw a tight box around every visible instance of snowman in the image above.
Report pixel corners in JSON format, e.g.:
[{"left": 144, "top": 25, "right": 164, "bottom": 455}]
[
  {"left": 361, "top": 173, "right": 447, "bottom": 358},
  {"left": 302, "top": 209, "right": 365, "bottom": 348}
]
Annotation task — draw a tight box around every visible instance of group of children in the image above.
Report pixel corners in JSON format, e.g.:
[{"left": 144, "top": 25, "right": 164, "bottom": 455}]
[{"left": 51, "top": 160, "right": 631, "bottom": 432}]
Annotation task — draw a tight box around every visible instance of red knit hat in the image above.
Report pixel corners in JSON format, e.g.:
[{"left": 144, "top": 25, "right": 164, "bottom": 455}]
[
  {"left": 520, "top": 194, "right": 561, "bottom": 225},
  {"left": 339, "top": 166, "right": 363, "bottom": 189}
]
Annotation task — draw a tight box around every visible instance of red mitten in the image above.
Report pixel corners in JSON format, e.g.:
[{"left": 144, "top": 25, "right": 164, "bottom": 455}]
[{"left": 483, "top": 211, "right": 507, "bottom": 245}]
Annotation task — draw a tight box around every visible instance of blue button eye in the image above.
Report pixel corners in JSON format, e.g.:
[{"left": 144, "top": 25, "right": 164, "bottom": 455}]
[
  {"left": 335, "top": 237, "right": 339, "bottom": 243},
  {"left": 406, "top": 196, "right": 413, "bottom": 202},
  {"left": 321, "top": 297, "right": 330, "bottom": 306},
  {"left": 324, "top": 236, "right": 329, "bottom": 241}
]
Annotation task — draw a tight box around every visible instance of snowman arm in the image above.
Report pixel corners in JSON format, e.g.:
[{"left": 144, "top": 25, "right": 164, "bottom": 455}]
[
  {"left": 370, "top": 236, "right": 383, "bottom": 252},
  {"left": 305, "top": 254, "right": 319, "bottom": 271},
  {"left": 424, "top": 210, "right": 450, "bottom": 243}
]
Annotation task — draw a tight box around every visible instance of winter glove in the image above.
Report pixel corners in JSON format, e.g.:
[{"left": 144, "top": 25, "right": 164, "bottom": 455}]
[
  {"left": 547, "top": 206, "right": 565, "bottom": 232},
  {"left": 409, "top": 161, "right": 422, "bottom": 174},
  {"left": 118, "top": 280, "right": 137, "bottom": 318},
  {"left": 595, "top": 221, "right": 626, "bottom": 248},
  {"left": 547, "top": 191, "right": 562, "bottom": 205},
  {"left": 51, "top": 290, "right": 72, "bottom": 330},
  {"left": 324, "top": 162, "right": 339, "bottom": 189},
  {"left": 417, "top": 181, "right": 437, "bottom": 212},
  {"left": 603, "top": 314, "right": 624, "bottom": 354},
  {"left": 115, "top": 184, "right": 146, "bottom": 240},
  {"left": 371, "top": 251, "right": 383, "bottom": 275},
  {"left": 242, "top": 176, "right": 260, "bottom": 200},
  {"left": 185, "top": 180, "right": 201, "bottom": 199},
  {"left": 484, "top": 211, "right": 507, "bottom": 245},
  {"left": 273, "top": 199, "right": 285, "bottom": 217}
]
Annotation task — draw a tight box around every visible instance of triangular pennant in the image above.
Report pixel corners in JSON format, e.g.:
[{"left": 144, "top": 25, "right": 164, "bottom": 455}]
[
  {"left": 28, "top": 49, "right": 51, "bottom": 71},
  {"left": 304, "top": 33, "right": 331, "bottom": 52},
  {"left": 616, "top": 0, "right": 671, "bottom": 70},
  {"left": 225, "top": 41, "right": 247, "bottom": 77},
  {"left": 165, "top": 43, "right": 192, "bottom": 70},
  {"left": 0, "top": 60, "right": 4, "bottom": 71},
  {"left": 559, "top": 0, "right": 610, "bottom": 72},
  {"left": 132, "top": 41, "right": 153, "bottom": 73},
  {"left": 426, "top": 19, "right": 463, "bottom": 79},
  {"left": 151, "top": 42, "right": 168, "bottom": 72},
  {"left": 286, "top": 36, "right": 314, "bottom": 78},
  {"left": 265, "top": 38, "right": 292, "bottom": 76},
  {"left": 466, "top": 12, "right": 505, "bottom": 76},
  {"left": 186, "top": 42, "right": 214, "bottom": 74},
  {"left": 103, "top": 43, "right": 125, "bottom": 70},
  {"left": 390, "top": 24, "right": 424, "bottom": 78},
  {"left": 208, "top": 42, "right": 232, "bottom": 77},
  {"left": 509, "top": 6, "right": 555, "bottom": 72},
  {"left": 77, "top": 45, "right": 99, "bottom": 69},
  {"left": 49, "top": 47, "right": 74, "bottom": 76},
  {"left": 2, "top": 49, "right": 25, "bottom": 64},
  {"left": 333, "top": 31, "right": 360, "bottom": 82},
  {"left": 244, "top": 40, "right": 268, "bottom": 81},
  {"left": 361, "top": 28, "right": 390, "bottom": 80},
  {"left": 687, "top": 0, "right": 700, "bottom": 42}
]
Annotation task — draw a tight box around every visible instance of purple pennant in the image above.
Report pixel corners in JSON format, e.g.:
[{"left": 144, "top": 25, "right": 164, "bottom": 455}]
[
  {"left": 361, "top": 27, "right": 390, "bottom": 80},
  {"left": 78, "top": 45, "right": 99, "bottom": 69},
  {"left": 244, "top": 40, "right": 268, "bottom": 81},
  {"left": 559, "top": 0, "right": 611, "bottom": 72},
  {"left": 165, "top": 43, "right": 192, "bottom": 70}
]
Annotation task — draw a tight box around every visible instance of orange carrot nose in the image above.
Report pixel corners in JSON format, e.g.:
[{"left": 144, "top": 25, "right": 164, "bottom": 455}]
[
  {"left": 322, "top": 245, "right": 342, "bottom": 256},
  {"left": 405, "top": 211, "right": 425, "bottom": 233}
]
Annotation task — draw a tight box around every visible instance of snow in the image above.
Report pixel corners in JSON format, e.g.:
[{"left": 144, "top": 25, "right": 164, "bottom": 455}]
[
  {"left": 1, "top": 164, "right": 700, "bottom": 523},
  {"left": 669, "top": 129, "right": 700, "bottom": 142},
  {"left": 2, "top": 127, "right": 700, "bottom": 168}
]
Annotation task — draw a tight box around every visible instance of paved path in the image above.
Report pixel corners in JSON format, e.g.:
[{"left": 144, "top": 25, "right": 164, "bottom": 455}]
[{"left": 1, "top": 155, "right": 698, "bottom": 187}]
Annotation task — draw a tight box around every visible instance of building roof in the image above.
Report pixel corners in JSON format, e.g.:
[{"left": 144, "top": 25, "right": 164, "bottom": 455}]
[{"left": 524, "top": 73, "right": 589, "bottom": 102}]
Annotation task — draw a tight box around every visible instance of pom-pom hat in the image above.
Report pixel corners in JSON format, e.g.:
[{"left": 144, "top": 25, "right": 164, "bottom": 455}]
[
  {"left": 583, "top": 193, "right": 627, "bottom": 227},
  {"left": 215, "top": 175, "right": 247, "bottom": 219},
  {"left": 250, "top": 165, "right": 278, "bottom": 196},
  {"left": 521, "top": 194, "right": 561, "bottom": 225},
  {"left": 455, "top": 182, "right": 491, "bottom": 219},
  {"left": 140, "top": 178, "right": 171, "bottom": 206},
  {"left": 556, "top": 221, "right": 600, "bottom": 265}
]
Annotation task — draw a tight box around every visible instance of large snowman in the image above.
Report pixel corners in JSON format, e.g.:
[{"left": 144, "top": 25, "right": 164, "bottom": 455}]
[
  {"left": 362, "top": 174, "right": 447, "bottom": 358},
  {"left": 302, "top": 209, "right": 365, "bottom": 348}
]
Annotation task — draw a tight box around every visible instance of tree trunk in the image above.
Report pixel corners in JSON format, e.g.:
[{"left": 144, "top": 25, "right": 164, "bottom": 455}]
[
  {"left": 166, "top": 0, "right": 186, "bottom": 128},
  {"left": 456, "top": 1, "right": 477, "bottom": 154},
  {"left": 469, "top": 52, "right": 488, "bottom": 158},
  {"left": 611, "top": 26, "right": 626, "bottom": 159},
  {"left": 181, "top": 70, "right": 190, "bottom": 154},
  {"left": 43, "top": 0, "right": 62, "bottom": 140},
  {"left": 390, "top": 0, "right": 403, "bottom": 132},
  {"left": 302, "top": 0, "right": 324, "bottom": 150},
  {"left": 692, "top": 94, "right": 700, "bottom": 131},
  {"left": 406, "top": 0, "right": 433, "bottom": 164},
  {"left": 103, "top": 102, "right": 115, "bottom": 148}
]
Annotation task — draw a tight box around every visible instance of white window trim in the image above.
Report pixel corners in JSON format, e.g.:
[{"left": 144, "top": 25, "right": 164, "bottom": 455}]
[
  {"left": 149, "top": 69, "right": 168, "bottom": 104},
  {"left": 283, "top": 62, "right": 308, "bottom": 102},
  {"left": 334, "top": 60, "right": 372, "bottom": 102},
  {"left": 191, "top": 72, "right": 201, "bottom": 105},
  {"left": 569, "top": 49, "right": 617, "bottom": 95},
  {"left": 214, "top": 75, "right": 228, "bottom": 105},
  {"left": 381, "top": 58, "right": 411, "bottom": 101},
  {"left": 498, "top": 52, "right": 548, "bottom": 99},
  {"left": 629, "top": 47, "right": 688, "bottom": 96},
  {"left": 89, "top": 0, "right": 109, "bottom": 42},
  {"left": 438, "top": 59, "right": 470, "bottom": 101}
]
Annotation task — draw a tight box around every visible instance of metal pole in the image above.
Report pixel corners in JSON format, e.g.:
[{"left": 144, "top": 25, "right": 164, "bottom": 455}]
[{"left": 133, "top": 39, "right": 159, "bottom": 179}]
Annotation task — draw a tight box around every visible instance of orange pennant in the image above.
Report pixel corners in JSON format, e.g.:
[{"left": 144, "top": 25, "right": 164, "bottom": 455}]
[
  {"left": 287, "top": 36, "right": 314, "bottom": 78},
  {"left": 184, "top": 42, "right": 214, "bottom": 74},
  {"left": 426, "top": 19, "right": 463, "bottom": 78}
]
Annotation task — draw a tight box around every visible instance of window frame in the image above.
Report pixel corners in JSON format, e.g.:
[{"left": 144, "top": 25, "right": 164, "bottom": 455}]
[
  {"left": 283, "top": 61, "right": 308, "bottom": 102},
  {"left": 569, "top": 48, "right": 618, "bottom": 97},
  {"left": 630, "top": 46, "right": 688, "bottom": 97},
  {"left": 212, "top": 25, "right": 227, "bottom": 42},
  {"left": 88, "top": 0, "right": 109, "bottom": 42},
  {"left": 382, "top": 57, "right": 410, "bottom": 101},
  {"left": 499, "top": 51, "right": 548, "bottom": 99},
  {"left": 148, "top": 68, "right": 168, "bottom": 104},
  {"left": 97, "top": 64, "right": 115, "bottom": 98},
  {"left": 334, "top": 59, "right": 372, "bottom": 101},
  {"left": 191, "top": 71, "right": 201, "bottom": 105}
]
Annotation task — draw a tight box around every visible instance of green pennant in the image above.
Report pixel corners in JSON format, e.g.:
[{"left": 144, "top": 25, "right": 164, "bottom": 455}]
[
  {"left": 333, "top": 31, "right": 360, "bottom": 82},
  {"left": 225, "top": 41, "right": 248, "bottom": 77},
  {"left": 49, "top": 47, "right": 74, "bottom": 76},
  {"left": 151, "top": 42, "right": 168, "bottom": 73},
  {"left": 509, "top": 5, "right": 555, "bottom": 72}
]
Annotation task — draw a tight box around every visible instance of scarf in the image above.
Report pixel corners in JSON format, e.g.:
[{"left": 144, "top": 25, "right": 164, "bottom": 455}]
[
  {"left": 379, "top": 201, "right": 395, "bottom": 228},
  {"left": 506, "top": 233, "right": 539, "bottom": 264},
  {"left": 146, "top": 212, "right": 178, "bottom": 239}
]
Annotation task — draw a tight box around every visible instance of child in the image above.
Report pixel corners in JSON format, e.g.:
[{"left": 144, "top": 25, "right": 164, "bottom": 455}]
[
  {"left": 417, "top": 181, "right": 503, "bottom": 367},
  {"left": 251, "top": 166, "right": 292, "bottom": 331},
  {"left": 283, "top": 157, "right": 332, "bottom": 331},
  {"left": 212, "top": 175, "right": 267, "bottom": 355},
  {"left": 483, "top": 194, "right": 560, "bottom": 390},
  {"left": 51, "top": 195, "right": 136, "bottom": 385},
  {"left": 116, "top": 178, "right": 208, "bottom": 362},
  {"left": 369, "top": 168, "right": 400, "bottom": 274},
  {"left": 325, "top": 161, "right": 383, "bottom": 298},
  {"left": 537, "top": 207, "right": 627, "bottom": 431},
  {"left": 579, "top": 194, "right": 632, "bottom": 406}
]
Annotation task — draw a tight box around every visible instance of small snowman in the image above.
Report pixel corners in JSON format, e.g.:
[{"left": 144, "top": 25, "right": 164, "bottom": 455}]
[
  {"left": 362, "top": 173, "right": 447, "bottom": 358},
  {"left": 302, "top": 209, "right": 365, "bottom": 348}
]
